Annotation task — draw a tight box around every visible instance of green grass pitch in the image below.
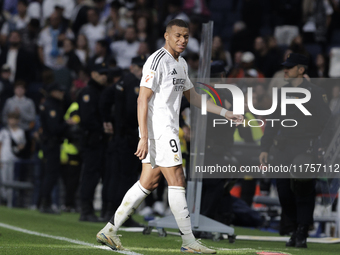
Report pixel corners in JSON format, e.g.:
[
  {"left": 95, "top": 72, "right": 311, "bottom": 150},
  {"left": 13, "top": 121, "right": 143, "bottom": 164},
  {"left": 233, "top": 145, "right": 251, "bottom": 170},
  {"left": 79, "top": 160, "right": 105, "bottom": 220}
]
[{"left": 0, "top": 206, "right": 339, "bottom": 255}]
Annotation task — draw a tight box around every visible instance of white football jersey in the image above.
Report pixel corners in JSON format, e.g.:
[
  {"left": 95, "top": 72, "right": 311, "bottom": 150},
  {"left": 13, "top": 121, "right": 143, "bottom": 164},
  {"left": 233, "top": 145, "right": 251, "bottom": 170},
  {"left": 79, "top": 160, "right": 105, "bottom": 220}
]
[{"left": 140, "top": 47, "right": 193, "bottom": 139}]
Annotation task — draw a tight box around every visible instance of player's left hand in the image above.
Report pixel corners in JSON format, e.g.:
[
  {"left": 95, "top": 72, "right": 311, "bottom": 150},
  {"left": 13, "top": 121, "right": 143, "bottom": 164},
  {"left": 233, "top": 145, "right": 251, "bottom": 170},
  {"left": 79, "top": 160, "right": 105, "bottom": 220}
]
[{"left": 225, "top": 111, "right": 244, "bottom": 126}]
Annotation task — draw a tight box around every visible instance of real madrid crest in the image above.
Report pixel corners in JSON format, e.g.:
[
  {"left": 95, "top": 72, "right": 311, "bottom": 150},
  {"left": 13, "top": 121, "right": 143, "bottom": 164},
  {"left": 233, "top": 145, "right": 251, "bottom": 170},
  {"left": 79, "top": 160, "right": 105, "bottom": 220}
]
[{"left": 174, "top": 154, "right": 180, "bottom": 162}]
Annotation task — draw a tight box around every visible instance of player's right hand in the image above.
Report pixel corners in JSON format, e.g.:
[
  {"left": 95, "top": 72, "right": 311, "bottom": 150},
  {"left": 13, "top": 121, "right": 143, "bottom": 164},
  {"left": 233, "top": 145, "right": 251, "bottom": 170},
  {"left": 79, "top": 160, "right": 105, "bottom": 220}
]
[
  {"left": 225, "top": 111, "right": 244, "bottom": 126},
  {"left": 259, "top": 152, "right": 268, "bottom": 165},
  {"left": 135, "top": 137, "right": 148, "bottom": 160}
]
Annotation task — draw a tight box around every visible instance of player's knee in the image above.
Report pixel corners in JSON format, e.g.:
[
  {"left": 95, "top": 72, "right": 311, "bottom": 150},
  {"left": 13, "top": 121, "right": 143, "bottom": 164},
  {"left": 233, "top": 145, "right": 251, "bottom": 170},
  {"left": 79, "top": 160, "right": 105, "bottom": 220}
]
[
  {"left": 167, "top": 175, "right": 186, "bottom": 187},
  {"left": 140, "top": 180, "right": 158, "bottom": 191},
  {"left": 150, "top": 182, "right": 159, "bottom": 191}
]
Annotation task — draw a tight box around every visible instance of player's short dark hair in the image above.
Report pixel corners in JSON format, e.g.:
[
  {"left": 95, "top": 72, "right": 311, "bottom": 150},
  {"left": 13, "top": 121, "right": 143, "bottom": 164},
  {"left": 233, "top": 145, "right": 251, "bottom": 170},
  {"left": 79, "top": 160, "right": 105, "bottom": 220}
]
[{"left": 166, "top": 19, "right": 189, "bottom": 32}]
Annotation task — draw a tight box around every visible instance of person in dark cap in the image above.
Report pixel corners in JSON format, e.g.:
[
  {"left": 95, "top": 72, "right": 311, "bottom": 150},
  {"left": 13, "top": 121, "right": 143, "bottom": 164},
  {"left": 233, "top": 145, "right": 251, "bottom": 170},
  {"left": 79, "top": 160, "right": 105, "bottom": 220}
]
[
  {"left": 259, "top": 53, "right": 331, "bottom": 248},
  {"left": 129, "top": 55, "right": 146, "bottom": 79},
  {"left": 99, "top": 57, "right": 145, "bottom": 226},
  {"left": 281, "top": 52, "right": 309, "bottom": 68},
  {"left": 77, "top": 62, "right": 110, "bottom": 222},
  {"left": 39, "top": 82, "right": 74, "bottom": 214},
  {"left": 210, "top": 60, "right": 226, "bottom": 78}
]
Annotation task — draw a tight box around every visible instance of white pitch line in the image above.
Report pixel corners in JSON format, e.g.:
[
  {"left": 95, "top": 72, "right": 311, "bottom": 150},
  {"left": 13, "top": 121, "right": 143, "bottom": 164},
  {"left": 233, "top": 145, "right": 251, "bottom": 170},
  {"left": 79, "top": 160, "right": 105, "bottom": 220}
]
[{"left": 0, "top": 222, "right": 142, "bottom": 255}]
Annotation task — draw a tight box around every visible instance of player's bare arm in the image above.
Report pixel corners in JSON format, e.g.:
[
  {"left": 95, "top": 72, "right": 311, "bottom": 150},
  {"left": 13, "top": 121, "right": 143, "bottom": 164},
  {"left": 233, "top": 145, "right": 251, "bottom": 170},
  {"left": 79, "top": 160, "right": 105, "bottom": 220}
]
[
  {"left": 183, "top": 88, "right": 244, "bottom": 125},
  {"left": 135, "top": 86, "right": 153, "bottom": 160}
]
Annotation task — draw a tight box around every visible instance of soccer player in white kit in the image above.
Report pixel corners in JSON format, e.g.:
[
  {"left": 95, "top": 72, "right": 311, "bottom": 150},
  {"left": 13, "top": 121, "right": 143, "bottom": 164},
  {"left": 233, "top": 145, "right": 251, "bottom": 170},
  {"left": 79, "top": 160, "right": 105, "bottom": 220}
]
[{"left": 97, "top": 19, "right": 243, "bottom": 254}]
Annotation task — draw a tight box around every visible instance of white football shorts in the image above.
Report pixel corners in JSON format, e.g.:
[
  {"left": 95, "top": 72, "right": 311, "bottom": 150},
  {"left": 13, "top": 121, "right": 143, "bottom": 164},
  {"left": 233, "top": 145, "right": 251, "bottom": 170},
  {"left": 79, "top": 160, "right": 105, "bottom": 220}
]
[{"left": 142, "top": 133, "right": 182, "bottom": 168}]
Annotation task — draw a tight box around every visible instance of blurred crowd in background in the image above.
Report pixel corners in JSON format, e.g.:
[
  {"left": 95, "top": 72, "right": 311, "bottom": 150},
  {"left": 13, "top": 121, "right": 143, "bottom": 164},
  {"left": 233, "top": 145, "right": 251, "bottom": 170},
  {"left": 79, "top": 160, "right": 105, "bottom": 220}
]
[{"left": 0, "top": 0, "right": 340, "bottom": 231}]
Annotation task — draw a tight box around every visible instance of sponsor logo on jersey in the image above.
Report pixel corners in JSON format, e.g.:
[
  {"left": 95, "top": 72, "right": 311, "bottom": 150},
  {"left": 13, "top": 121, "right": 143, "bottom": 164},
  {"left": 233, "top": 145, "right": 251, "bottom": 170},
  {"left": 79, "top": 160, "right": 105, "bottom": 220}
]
[
  {"left": 173, "top": 78, "right": 186, "bottom": 91},
  {"left": 145, "top": 74, "right": 153, "bottom": 83},
  {"left": 174, "top": 85, "right": 185, "bottom": 91},
  {"left": 169, "top": 68, "right": 177, "bottom": 75},
  {"left": 173, "top": 78, "right": 185, "bottom": 85}
]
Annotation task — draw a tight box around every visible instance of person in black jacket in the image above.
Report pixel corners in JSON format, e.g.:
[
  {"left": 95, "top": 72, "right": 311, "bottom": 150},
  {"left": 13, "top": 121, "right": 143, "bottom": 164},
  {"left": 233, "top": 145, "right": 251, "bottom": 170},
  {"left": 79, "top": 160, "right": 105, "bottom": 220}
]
[
  {"left": 259, "top": 53, "right": 331, "bottom": 248},
  {"left": 39, "top": 82, "right": 74, "bottom": 213},
  {"left": 0, "top": 30, "right": 36, "bottom": 84},
  {"left": 99, "top": 57, "right": 144, "bottom": 224},
  {"left": 77, "top": 62, "right": 109, "bottom": 222}
]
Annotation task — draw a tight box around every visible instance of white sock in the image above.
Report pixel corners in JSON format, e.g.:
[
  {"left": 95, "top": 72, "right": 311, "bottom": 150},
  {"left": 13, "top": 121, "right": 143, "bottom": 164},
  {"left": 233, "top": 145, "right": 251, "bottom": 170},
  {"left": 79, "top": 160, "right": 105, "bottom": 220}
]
[
  {"left": 109, "top": 181, "right": 151, "bottom": 232},
  {"left": 102, "top": 222, "right": 115, "bottom": 234},
  {"left": 168, "top": 186, "right": 195, "bottom": 246}
]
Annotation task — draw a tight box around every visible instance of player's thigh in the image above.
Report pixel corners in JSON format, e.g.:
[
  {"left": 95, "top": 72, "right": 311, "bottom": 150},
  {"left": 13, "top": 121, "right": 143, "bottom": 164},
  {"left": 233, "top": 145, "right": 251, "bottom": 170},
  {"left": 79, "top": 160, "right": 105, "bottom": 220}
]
[
  {"left": 160, "top": 164, "right": 186, "bottom": 187},
  {"left": 139, "top": 163, "right": 162, "bottom": 191}
]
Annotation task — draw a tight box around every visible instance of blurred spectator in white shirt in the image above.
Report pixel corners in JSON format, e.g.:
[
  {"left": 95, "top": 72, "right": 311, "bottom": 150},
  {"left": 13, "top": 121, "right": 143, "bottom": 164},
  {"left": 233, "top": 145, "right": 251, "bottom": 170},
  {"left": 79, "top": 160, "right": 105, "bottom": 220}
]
[
  {"left": 27, "top": 0, "right": 42, "bottom": 21},
  {"left": 75, "top": 33, "right": 89, "bottom": 66},
  {"left": 0, "top": 111, "right": 26, "bottom": 207},
  {"left": 37, "top": 11, "right": 74, "bottom": 70},
  {"left": 110, "top": 26, "right": 140, "bottom": 69},
  {"left": 42, "top": 0, "right": 75, "bottom": 25},
  {"left": 0, "top": 0, "right": 30, "bottom": 46},
  {"left": 105, "top": 1, "right": 125, "bottom": 41},
  {"left": 79, "top": 8, "right": 106, "bottom": 57}
]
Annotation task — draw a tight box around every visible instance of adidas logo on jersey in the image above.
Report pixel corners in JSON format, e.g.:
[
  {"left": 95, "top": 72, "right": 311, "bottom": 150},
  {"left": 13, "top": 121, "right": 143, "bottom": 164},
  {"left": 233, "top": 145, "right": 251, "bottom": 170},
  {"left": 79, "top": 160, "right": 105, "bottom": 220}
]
[{"left": 169, "top": 68, "right": 177, "bottom": 75}]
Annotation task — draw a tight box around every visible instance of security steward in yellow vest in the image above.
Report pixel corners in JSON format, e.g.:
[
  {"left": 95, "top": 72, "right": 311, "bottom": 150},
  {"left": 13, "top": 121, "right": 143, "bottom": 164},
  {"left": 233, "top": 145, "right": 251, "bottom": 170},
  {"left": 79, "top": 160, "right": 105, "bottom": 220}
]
[{"left": 60, "top": 102, "right": 82, "bottom": 212}]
